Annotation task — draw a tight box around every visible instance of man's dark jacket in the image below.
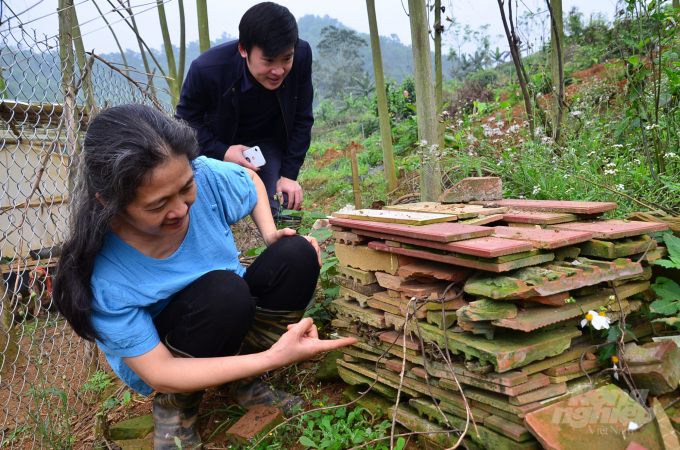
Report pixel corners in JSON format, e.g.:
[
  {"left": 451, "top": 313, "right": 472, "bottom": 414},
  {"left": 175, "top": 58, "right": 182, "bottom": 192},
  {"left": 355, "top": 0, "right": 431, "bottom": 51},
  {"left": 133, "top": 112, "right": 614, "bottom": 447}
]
[{"left": 175, "top": 39, "right": 314, "bottom": 180}]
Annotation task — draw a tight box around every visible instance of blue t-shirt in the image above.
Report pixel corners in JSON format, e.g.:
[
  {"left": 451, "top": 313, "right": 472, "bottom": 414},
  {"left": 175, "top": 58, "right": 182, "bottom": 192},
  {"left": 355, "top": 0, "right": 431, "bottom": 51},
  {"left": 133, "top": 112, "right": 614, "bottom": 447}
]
[{"left": 90, "top": 156, "right": 257, "bottom": 395}]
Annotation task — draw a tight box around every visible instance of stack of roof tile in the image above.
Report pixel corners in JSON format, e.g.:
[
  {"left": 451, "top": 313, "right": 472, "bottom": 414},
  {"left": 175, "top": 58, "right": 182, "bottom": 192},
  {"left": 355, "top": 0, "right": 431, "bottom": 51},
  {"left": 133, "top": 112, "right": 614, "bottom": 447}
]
[{"left": 327, "top": 198, "right": 670, "bottom": 450}]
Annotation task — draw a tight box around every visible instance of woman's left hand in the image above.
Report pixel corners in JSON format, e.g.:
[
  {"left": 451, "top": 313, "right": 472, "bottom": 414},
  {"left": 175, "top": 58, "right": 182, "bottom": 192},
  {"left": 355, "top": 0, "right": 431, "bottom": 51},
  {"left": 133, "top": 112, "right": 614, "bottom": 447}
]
[{"left": 264, "top": 228, "right": 322, "bottom": 267}]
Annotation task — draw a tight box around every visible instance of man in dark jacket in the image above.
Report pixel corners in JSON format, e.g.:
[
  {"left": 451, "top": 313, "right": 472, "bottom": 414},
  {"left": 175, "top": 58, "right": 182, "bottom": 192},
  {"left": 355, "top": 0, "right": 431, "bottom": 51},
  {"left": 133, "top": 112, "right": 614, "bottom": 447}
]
[{"left": 176, "top": 2, "right": 313, "bottom": 218}]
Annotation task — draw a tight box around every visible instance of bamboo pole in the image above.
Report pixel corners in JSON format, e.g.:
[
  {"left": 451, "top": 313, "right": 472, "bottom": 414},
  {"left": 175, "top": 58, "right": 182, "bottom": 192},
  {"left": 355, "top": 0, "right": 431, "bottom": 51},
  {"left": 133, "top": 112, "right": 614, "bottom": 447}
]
[
  {"left": 548, "top": 0, "right": 564, "bottom": 141},
  {"left": 408, "top": 0, "right": 441, "bottom": 202},
  {"left": 196, "top": 0, "right": 210, "bottom": 54},
  {"left": 350, "top": 146, "right": 362, "bottom": 209},
  {"left": 434, "top": 0, "right": 445, "bottom": 150},
  {"left": 365, "top": 0, "right": 397, "bottom": 191}
]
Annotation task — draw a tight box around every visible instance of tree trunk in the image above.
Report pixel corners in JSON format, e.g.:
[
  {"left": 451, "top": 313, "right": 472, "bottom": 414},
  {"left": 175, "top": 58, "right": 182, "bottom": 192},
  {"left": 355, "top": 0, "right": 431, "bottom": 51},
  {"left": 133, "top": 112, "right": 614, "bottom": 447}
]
[
  {"left": 157, "top": 0, "right": 179, "bottom": 108},
  {"left": 365, "top": 0, "right": 397, "bottom": 191},
  {"left": 196, "top": 0, "right": 211, "bottom": 54},
  {"left": 408, "top": 0, "right": 441, "bottom": 202},
  {"left": 548, "top": 0, "right": 564, "bottom": 141},
  {"left": 434, "top": 0, "right": 445, "bottom": 150}
]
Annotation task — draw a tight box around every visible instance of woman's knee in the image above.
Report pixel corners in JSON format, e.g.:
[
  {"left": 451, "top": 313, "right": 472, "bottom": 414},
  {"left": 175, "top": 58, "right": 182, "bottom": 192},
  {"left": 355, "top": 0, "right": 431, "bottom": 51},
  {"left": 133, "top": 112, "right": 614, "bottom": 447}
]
[
  {"left": 191, "top": 270, "right": 255, "bottom": 320},
  {"left": 271, "top": 235, "right": 320, "bottom": 275}
]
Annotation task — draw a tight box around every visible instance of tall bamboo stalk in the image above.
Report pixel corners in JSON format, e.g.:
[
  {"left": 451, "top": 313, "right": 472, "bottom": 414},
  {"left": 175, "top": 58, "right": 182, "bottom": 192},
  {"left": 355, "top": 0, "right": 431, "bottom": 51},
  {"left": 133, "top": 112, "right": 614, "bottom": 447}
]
[
  {"left": 434, "top": 0, "right": 445, "bottom": 150},
  {"left": 196, "top": 0, "right": 210, "bottom": 54},
  {"left": 547, "top": 0, "right": 564, "bottom": 141},
  {"left": 70, "top": 4, "right": 97, "bottom": 117},
  {"left": 365, "top": 0, "right": 397, "bottom": 191},
  {"left": 156, "top": 0, "right": 179, "bottom": 107},
  {"left": 408, "top": 0, "right": 441, "bottom": 202}
]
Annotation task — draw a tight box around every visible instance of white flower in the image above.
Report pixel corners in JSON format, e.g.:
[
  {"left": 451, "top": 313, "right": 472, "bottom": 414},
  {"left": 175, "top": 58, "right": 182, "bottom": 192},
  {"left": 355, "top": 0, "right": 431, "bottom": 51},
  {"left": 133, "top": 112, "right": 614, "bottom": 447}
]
[
  {"left": 571, "top": 111, "right": 582, "bottom": 116},
  {"left": 616, "top": 184, "right": 624, "bottom": 191},
  {"left": 613, "top": 144, "right": 624, "bottom": 149},
  {"left": 606, "top": 162, "right": 617, "bottom": 167},
  {"left": 665, "top": 152, "right": 677, "bottom": 158},
  {"left": 613, "top": 363, "right": 619, "bottom": 380},
  {"left": 581, "top": 310, "right": 611, "bottom": 330},
  {"left": 604, "top": 169, "right": 617, "bottom": 175},
  {"left": 532, "top": 186, "right": 541, "bottom": 195},
  {"left": 564, "top": 174, "right": 570, "bottom": 179}
]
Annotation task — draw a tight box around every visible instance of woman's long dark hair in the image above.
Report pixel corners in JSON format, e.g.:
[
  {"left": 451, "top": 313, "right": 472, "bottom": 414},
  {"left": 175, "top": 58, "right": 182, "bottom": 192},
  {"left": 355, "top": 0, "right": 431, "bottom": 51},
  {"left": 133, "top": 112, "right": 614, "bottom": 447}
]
[{"left": 53, "top": 105, "right": 200, "bottom": 341}]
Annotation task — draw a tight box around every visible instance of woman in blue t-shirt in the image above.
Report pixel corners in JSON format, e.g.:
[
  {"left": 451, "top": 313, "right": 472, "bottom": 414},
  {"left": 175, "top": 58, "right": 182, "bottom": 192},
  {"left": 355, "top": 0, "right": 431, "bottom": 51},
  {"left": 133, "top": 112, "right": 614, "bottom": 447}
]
[{"left": 52, "top": 105, "right": 354, "bottom": 449}]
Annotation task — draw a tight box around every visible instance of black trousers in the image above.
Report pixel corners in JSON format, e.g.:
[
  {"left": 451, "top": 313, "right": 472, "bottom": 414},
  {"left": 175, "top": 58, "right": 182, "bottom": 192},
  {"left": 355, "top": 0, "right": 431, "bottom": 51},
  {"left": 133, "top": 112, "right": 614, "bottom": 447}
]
[{"left": 153, "top": 235, "right": 319, "bottom": 358}]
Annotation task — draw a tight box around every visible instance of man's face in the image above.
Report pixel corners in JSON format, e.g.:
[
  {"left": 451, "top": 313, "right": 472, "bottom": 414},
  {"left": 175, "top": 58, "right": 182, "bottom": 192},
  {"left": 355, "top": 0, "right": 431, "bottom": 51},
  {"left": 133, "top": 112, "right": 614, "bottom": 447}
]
[{"left": 239, "top": 44, "right": 294, "bottom": 90}]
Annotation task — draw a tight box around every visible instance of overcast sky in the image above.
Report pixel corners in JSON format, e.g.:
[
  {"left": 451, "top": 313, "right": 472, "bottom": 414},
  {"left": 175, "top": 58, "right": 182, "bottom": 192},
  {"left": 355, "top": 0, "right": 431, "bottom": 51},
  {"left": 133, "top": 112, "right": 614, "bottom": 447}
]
[{"left": 5, "top": 0, "right": 619, "bottom": 55}]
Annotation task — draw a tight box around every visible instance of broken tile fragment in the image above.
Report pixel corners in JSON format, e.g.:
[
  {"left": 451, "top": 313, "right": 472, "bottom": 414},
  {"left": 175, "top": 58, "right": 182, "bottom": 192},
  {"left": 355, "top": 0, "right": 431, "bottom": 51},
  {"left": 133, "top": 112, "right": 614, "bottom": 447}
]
[
  {"left": 332, "top": 230, "right": 370, "bottom": 245},
  {"left": 457, "top": 299, "right": 518, "bottom": 321},
  {"left": 398, "top": 260, "right": 472, "bottom": 282},
  {"left": 335, "top": 243, "right": 412, "bottom": 275},
  {"left": 333, "top": 275, "right": 385, "bottom": 296},
  {"left": 225, "top": 406, "right": 284, "bottom": 446},
  {"left": 335, "top": 264, "right": 377, "bottom": 285},
  {"left": 523, "top": 385, "right": 658, "bottom": 450},
  {"left": 578, "top": 235, "right": 658, "bottom": 259},
  {"left": 329, "top": 298, "right": 387, "bottom": 329},
  {"left": 626, "top": 341, "right": 680, "bottom": 396}
]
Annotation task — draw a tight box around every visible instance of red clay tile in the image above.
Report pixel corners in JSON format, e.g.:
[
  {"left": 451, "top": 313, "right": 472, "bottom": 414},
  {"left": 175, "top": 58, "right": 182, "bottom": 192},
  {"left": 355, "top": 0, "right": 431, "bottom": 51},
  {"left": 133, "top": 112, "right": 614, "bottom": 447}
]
[
  {"left": 329, "top": 217, "right": 493, "bottom": 242},
  {"left": 367, "top": 241, "right": 554, "bottom": 273},
  {"left": 471, "top": 199, "right": 618, "bottom": 214},
  {"left": 548, "top": 220, "right": 669, "bottom": 239},
  {"left": 493, "top": 226, "right": 593, "bottom": 249}
]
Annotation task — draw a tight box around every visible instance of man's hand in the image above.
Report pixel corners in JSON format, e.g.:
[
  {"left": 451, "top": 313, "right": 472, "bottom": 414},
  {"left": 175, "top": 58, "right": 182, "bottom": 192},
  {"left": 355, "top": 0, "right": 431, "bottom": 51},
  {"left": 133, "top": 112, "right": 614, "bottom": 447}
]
[
  {"left": 276, "top": 176, "right": 302, "bottom": 210},
  {"left": 224, "top": 145, "right": 259, "bottom": 171}
]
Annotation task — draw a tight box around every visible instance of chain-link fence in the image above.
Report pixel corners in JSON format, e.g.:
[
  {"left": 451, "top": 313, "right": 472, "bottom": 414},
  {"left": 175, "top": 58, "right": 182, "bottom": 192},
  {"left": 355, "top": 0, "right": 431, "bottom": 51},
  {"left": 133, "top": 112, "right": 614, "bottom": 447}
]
[{"left": 0, "top": 27, "right": 172, "bottom": 449}]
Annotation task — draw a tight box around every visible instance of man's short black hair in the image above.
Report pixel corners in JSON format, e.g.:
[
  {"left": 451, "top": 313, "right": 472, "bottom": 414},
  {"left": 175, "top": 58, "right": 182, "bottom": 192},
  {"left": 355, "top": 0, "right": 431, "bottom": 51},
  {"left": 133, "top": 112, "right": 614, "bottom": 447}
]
[{"left": 239, "top": 2, "right": 299, "bottom": 58}]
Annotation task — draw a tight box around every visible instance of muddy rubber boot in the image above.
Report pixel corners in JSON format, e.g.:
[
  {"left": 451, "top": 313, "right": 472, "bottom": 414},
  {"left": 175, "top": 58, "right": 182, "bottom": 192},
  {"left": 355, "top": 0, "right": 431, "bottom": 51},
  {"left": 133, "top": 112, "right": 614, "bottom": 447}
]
[
  {"left": 230, "top": 297, "right": 315, "bottom": 416},
  {"left": 153, "top": 391, "right": 204, "bottom": 450},
  {"left": 153, "top": 334, "right": 204, "bottom": 450}
]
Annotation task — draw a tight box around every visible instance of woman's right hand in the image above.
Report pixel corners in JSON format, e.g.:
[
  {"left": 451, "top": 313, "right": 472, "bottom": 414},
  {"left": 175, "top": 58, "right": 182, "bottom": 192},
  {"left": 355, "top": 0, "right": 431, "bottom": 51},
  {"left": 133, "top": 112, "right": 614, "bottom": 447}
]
[{"left": 266, "top": 318, "right": 356, "bottom": 366}]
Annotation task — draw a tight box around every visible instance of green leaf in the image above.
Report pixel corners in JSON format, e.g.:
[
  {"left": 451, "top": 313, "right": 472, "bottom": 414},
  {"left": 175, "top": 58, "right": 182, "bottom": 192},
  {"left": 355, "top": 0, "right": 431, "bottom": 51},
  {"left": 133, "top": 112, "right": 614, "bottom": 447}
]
[
  {"left": 299, "top": 436, "right": 319, "bottom": 448},
  {"left": 245, "top": 246, "right": 266, "bottom": 257},
  {"left": 651, "top": 277, "right": 680, "bottom": 305},
  {"left": 653, "top": 317, "right": 680, "bottom": 328},
  {"left": 173, "top": 436, "right": 182, "bottom": 449},
  {"left": 652, "top": 259, "right": 680, "bottom": 269},
  {"left": 598, "top": 343, "right": 617, "bottom": 364},
  {"left": 280, "top": 209, "right": 302, "bottom": 217},
  {"left": 663, "top": 234, "right": 680, "bottom": 266},
  {"left": 320, "top": 260, "right": 338, "bottom": 275},
  {"left": 322, "top": 286, "right": 340, "bottom": 298},
  {"left": 650, "top": 298, "right": 680, "bottom": 316},
  {"left": 395, "top": 437, "right": 406, "bottom": 450},
  {"left": 309, "top": 212, "right": 328, "bottom": 219},
  {"left": 310, "top": 228, "right": 333, "bottom": 242}
]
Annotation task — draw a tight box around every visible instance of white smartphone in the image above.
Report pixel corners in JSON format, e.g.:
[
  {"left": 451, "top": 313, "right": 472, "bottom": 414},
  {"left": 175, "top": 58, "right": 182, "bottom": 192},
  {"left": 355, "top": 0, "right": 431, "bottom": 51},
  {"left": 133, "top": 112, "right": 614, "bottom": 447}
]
[{"left": 242, "top": 146, "right": 266, "bottom": 168}]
